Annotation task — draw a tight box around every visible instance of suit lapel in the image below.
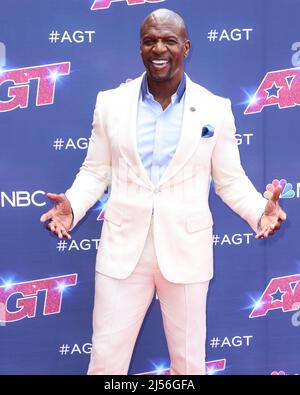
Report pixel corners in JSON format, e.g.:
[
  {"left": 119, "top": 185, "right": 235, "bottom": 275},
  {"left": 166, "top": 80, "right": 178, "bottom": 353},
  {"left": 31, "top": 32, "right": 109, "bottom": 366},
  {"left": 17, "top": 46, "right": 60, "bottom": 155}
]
[
  {"left": 158, "top": 76, "right": 209, "bottom": 186},
  {"left": 118, "top": 74, "right": 212, "bottom": 189},
  {"left": 118, "top": 74, "right": 153, "bottom": 188}
]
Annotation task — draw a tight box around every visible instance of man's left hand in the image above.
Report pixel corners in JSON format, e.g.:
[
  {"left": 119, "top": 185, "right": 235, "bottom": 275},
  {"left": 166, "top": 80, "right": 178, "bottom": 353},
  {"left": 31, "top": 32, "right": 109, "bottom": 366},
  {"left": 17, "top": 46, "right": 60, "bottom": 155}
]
[{"left": 255, "top": 185, "right": 287, "bottom": 239}]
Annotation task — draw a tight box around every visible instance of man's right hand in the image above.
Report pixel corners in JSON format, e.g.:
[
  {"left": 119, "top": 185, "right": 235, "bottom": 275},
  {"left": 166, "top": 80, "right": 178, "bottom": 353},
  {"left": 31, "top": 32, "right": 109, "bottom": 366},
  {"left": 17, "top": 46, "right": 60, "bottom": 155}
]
[{"left": 40, "top": 193, "right": 73, "bottom": 239}]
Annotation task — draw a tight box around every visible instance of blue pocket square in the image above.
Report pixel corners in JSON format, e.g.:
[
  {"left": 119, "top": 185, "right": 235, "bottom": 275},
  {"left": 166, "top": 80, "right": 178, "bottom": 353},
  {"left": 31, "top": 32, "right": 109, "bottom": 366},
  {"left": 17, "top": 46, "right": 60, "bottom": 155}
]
[{"left": 202, "top": 124, "right": 214, "bottom": 138}]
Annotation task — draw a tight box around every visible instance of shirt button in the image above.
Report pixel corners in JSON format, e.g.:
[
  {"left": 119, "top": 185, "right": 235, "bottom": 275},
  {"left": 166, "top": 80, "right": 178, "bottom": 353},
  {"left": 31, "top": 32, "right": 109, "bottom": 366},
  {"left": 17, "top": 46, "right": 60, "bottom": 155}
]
[{"left": 153, "top": 187, "right": 161, "bottom": 194}]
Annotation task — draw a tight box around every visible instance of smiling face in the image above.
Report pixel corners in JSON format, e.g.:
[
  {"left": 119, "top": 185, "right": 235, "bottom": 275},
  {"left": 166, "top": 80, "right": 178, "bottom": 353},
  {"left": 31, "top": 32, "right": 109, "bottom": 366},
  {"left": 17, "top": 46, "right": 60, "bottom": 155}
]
[{"left": 140, "top": 10, "right": 190, "bottom": 83}]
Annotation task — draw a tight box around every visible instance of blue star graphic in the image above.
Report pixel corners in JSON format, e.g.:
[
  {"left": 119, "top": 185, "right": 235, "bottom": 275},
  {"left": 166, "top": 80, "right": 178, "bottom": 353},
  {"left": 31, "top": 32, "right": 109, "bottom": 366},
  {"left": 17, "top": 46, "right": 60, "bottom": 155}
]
[
  {"left": 266, "top": 82, "right": 281, "bottom": 98},
  {"left": 270, "top": 288, "right": 285, "bottom": 302}
]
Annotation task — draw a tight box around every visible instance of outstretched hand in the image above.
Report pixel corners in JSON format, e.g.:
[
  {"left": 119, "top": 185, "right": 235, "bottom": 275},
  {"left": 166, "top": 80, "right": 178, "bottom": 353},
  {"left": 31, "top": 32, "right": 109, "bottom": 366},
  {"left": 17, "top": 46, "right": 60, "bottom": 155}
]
[
  {"left": 40, "top": 193, "right": 73, "bottom": 239},
  {"left": 255, "top": 185, "right": 287, "bottom": 239}
]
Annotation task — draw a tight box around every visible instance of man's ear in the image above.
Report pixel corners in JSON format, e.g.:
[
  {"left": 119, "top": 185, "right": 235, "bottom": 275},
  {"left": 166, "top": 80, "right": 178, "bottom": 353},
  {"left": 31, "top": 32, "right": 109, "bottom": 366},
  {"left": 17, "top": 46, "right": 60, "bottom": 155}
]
[{"left": 184, "top": 40, "right": 191, "bottom": 58}]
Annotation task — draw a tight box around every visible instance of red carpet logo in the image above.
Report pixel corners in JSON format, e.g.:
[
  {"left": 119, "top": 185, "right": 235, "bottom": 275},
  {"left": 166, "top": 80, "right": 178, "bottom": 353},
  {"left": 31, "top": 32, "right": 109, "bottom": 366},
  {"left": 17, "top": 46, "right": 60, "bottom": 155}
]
[
  {"left": 264, "top": 179, "right": 295, "bottom": 199},
  {"left": 244, "top": 66, "right": 300, "bottom": 114},
  {"left": 0, "top": 274, "right": 77, "bottom": 322},
  {"left": 0, "top": 62, "right": 70, "bottom": 112},
  {"left": 91, "top": 0, "right": 165, "bottom": 10},
  {"left": 249, "top": 274, "right": 300, "bottom": 318}
]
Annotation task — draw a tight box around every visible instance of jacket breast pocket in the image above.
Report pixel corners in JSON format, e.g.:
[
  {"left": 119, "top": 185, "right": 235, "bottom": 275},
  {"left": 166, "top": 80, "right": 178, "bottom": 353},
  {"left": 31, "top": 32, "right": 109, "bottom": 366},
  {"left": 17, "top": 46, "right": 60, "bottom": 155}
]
[
  {"left": 104, "top": 205, "right": 123, "bottom": 227},
  {"left": 186, "top": 212, "right": 213, "bottom": 233}
]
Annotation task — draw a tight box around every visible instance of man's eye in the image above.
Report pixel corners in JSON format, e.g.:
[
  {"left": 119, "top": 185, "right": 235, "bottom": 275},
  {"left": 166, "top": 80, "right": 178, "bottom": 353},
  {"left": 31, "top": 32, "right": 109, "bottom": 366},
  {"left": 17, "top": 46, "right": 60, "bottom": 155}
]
[
  {"left": 166, "top": 40, "right": 177, "bottom": 45},
  {"left": 143, "top": 40, "right": 155, "bottom": 46}
]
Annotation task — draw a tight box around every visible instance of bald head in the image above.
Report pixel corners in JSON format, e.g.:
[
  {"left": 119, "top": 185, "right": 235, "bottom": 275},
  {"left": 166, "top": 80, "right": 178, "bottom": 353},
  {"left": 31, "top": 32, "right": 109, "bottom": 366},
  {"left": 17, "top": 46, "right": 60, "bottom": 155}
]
[
  {"left": 139, "top": 8, "right": 190, "bottom": 86},
  {"left": 140, "top": 8, "right": 187, "bottom": 41}
]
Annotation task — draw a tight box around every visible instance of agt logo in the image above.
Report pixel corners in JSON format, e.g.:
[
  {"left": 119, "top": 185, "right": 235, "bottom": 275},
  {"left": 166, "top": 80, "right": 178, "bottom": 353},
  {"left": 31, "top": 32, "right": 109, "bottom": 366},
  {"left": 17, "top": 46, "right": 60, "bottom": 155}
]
[
  {"left": 264, "top": 179, "right": 296, "bottom": 199},
  {"left": 0, "top": 274, "right": 77, "bottom": 323},
  {"left": 137, "top": 359, "right": 226, "bottom": 375},
  {"left": 271, "top": 371, "right": 287, "bottom": 375},
  {"left": 91, "top": 0, "right": 165, "bottom": 10},
  {"left": 292, "top": 42, "right": 300, "bottom": 67},
  {"left": 249, "top": 273, "right": 300, "bottom": 318},
  {"left": 90, "top": 187, "right": 111, "bottom": 220},
  {"left": 0, "top": 62, "right": 70, "bottom": 112},
  {"left": 0, "top": 42, "right": 5, "bottom": 67},
  {"left": 244, "top": 66, "right": 300, "bottom": 114}
]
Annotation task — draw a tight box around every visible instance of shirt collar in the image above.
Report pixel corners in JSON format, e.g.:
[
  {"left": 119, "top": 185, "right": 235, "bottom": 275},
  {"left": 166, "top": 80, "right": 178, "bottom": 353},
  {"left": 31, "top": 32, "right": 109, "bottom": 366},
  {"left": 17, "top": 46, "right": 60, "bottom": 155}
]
[{"left": 141, "top": 73, "right": 186, "bottom": 104}]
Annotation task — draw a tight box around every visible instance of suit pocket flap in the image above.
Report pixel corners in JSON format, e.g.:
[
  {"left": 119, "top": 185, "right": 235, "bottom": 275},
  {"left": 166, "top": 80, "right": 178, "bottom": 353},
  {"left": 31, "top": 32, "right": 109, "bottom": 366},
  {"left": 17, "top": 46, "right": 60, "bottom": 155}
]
[
  {"left": 104, "top": 205, "right": 122, "bottom": 226},
  {"left": 186, "top": 212, "right": 213, "bottom": 233}
]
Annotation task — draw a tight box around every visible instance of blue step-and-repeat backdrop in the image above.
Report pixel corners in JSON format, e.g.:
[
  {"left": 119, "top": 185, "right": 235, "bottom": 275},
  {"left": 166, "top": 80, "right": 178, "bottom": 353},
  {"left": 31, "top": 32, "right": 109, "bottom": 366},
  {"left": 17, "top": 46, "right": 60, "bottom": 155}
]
[{"left": 0, "top": 0, "right": 299, "bottom": 375}]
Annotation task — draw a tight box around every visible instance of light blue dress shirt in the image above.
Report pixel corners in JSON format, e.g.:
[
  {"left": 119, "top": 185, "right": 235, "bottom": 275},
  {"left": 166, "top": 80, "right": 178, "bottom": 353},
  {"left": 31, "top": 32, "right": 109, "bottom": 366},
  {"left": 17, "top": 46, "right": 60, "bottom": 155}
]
[{"left": 136, "top": 74, "right": 186, "bottom": 186}]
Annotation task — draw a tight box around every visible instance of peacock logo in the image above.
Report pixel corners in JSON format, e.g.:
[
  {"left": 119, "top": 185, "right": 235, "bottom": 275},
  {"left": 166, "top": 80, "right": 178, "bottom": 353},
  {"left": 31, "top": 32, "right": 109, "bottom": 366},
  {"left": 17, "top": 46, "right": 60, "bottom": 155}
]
[{"left": 264, "top": 179, "right": 295, "bottom": 199}]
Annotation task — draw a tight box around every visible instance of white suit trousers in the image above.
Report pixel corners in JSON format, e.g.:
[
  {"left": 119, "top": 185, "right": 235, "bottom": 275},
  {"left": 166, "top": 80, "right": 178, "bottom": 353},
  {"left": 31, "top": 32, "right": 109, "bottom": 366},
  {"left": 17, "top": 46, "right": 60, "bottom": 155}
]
[{"left": 87, "top": 219, "right": 209, "bottom": 375}]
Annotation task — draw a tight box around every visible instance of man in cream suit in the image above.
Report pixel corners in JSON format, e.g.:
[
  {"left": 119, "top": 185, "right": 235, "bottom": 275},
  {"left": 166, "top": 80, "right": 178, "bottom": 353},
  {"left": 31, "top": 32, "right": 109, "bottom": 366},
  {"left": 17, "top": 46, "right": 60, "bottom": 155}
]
[{"left": 40, "top": 9, "right": 286, "bottom": 375}]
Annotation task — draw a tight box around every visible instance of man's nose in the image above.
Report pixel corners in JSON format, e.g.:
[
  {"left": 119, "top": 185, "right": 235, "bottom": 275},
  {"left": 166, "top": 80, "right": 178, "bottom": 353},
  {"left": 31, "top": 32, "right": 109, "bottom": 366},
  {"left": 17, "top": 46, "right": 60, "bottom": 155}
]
[{"left": 152, "top": 40, "right": 167, "bottom": 54}]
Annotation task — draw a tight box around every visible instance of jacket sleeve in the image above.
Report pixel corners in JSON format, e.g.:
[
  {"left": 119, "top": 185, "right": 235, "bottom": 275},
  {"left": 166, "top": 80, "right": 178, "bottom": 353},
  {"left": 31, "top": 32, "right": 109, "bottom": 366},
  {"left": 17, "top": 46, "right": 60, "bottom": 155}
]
[
  {"left": 65, "top": 91, "right": 112, "bottom": 230},
  {"left": 211, "top": 98, "right": 267, "bottom": 232}
]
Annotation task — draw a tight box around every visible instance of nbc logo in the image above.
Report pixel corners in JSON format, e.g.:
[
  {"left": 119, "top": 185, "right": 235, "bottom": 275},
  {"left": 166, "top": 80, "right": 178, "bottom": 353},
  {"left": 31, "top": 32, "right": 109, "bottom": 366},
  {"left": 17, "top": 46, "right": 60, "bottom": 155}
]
[{"left": 264, "top": 179, "right": 296, "bottom": 199}]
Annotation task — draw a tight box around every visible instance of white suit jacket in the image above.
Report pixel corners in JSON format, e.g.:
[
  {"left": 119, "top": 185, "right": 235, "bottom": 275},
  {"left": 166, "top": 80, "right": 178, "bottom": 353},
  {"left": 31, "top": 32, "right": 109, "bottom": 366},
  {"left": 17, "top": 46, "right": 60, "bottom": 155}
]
[{"left": 65, "top": 73, "right": 266, "bottom": 283}]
